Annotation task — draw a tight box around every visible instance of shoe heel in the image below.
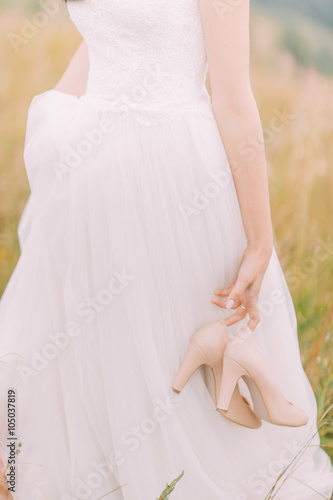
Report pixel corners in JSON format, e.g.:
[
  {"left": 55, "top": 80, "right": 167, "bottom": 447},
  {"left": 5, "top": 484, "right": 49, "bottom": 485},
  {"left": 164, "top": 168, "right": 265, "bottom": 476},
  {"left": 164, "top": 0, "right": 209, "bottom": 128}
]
[
  {"left": 217, "top": 356, "right": 249, "bottom": 411},
  {"left": 172, "top": 342, "right": 208, "bottom": 393}
]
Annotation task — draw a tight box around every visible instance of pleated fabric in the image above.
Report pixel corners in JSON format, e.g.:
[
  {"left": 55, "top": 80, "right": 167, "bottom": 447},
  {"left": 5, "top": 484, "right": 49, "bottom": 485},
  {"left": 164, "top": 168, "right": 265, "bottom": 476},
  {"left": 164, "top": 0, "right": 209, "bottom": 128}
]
[{"left": 0, "top": 90, "right": 332, "bottom": 500}]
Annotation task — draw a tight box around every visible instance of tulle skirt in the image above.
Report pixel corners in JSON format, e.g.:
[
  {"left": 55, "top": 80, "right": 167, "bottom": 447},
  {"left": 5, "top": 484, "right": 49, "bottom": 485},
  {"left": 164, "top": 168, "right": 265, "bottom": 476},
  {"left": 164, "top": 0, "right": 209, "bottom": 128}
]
[{"left": 0, "top": 90, "right": 332, "bottom": 500}]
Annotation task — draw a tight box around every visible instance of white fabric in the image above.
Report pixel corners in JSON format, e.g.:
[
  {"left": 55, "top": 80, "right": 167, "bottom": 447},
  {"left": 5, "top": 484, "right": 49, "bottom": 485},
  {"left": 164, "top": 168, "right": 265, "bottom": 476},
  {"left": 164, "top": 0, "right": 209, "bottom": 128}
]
[{"left": 0, "top": 0, "right": 332, "bottom": 499}]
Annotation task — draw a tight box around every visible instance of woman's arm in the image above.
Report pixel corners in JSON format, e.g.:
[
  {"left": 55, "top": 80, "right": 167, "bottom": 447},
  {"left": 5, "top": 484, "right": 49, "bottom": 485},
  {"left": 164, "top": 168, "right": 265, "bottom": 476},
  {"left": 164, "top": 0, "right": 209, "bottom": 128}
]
[
  {"left": 54, "top": 40, "right": 89, "bottom": 97},
  {"left": 198, "top": 0, "right": 274, "bottom": 331}
]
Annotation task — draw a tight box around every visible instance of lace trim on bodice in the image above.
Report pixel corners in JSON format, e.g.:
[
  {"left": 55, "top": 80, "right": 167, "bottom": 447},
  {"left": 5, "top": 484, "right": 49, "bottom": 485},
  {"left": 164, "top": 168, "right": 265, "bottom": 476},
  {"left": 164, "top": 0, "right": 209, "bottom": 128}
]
[{"left": 67, "top": 0, "right": 213, "bottom": 125}]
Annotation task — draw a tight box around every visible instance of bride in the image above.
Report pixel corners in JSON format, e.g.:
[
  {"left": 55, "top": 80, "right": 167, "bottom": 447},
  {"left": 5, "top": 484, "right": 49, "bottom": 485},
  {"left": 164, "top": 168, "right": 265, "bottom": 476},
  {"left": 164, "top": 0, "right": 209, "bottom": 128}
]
[{"left": 0, "top": 0, "right": 332, "bottom": 498}]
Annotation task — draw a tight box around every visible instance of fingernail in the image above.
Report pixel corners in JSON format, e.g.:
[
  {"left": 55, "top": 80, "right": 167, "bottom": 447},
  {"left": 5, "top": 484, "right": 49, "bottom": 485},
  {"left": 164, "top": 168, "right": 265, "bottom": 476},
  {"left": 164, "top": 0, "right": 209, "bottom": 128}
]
[{"left": 226, "top": 299, "right": 234, "bottom": 309}]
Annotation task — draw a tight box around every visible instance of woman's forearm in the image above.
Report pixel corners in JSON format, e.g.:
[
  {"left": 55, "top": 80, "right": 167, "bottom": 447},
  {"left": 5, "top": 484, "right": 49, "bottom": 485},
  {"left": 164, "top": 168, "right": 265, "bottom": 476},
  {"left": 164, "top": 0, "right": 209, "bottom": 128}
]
[{"left": 213, "top": 92, "right": 274, "bottom": 256}]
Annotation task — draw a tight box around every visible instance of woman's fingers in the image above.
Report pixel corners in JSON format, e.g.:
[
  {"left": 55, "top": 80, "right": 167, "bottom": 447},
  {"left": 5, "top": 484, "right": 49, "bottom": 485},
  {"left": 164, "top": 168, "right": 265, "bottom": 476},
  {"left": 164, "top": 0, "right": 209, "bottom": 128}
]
[
  {"left": 247, "top": 307, "right": 261, "bottom": 331},
  {"left": 213, "top": 286, "right": 233, "bottom": 297},
  {"left": 211, "top": 297, "right": 241, "bottom": 309},
  {"left": 224, "top": 277, "right": 249, "bottom": 310},
  {"left": 221, "top": 303, "right": 261, "bottom": 330},
  {"left": 212, "top": 280, "right": 244, "bottom": 309},
  {"left": 212, "top": 279, "right": 261, "bottom": 330},
  {"left": 223, "top": 306, "right": 248, "bottom": 326}
]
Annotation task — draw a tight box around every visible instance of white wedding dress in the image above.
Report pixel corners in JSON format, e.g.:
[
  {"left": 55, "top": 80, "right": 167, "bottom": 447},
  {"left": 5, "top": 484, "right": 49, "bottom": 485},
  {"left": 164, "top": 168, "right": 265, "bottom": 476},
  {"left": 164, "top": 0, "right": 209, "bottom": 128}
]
[{"left": 0, "top": 0, "right": 332, "bottom": 498}]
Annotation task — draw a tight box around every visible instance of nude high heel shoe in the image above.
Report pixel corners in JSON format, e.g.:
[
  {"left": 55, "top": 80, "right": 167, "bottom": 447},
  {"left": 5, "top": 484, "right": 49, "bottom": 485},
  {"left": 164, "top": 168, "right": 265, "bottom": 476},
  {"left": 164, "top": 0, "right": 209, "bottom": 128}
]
[
  {"left": 217, "top": 326, "right": 309, "bottom": 427},
  {"left": 172, "top": 320, "right": 261, "bottom": 429}
]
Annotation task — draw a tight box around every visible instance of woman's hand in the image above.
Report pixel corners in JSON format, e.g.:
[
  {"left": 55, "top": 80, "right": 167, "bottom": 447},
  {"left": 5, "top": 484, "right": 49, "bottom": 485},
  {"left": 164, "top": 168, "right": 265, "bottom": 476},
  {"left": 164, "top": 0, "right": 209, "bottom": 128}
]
[{"left": 212, "top": 244, "right": 273, "bottom": 331}]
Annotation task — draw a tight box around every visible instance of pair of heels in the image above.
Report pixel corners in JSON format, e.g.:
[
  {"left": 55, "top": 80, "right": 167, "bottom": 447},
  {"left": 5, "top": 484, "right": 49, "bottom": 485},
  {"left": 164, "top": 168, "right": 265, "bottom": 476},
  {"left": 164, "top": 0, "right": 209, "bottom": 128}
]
[{"left": 172, "top": 320, "right": 308, "bottom": 429}]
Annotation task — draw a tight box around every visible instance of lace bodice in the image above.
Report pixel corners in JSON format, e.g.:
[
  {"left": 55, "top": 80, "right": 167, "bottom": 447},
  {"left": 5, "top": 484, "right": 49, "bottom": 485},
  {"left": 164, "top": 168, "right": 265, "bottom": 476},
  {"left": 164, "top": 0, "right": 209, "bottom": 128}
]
[{"left": 67, "top": 0, "right": 213, "bottom": 124}]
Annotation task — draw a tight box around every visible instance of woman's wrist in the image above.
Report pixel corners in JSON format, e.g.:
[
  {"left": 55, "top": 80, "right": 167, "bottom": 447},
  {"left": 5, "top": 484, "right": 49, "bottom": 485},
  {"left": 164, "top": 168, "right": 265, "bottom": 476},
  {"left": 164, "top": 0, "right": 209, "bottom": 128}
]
[
  {"left": 246, "top": 228, "right": 274, "bottom": 254},
  {"left": 245, "top": 239, "right": 274, "bottom": 266}
]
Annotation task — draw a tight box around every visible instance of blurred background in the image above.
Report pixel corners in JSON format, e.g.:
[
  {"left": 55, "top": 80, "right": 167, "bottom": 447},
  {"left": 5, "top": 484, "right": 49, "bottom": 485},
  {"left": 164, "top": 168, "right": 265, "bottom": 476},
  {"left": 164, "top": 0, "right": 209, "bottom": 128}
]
[{"left": 0, "top": 0, "right": 332, "bottom": 457}]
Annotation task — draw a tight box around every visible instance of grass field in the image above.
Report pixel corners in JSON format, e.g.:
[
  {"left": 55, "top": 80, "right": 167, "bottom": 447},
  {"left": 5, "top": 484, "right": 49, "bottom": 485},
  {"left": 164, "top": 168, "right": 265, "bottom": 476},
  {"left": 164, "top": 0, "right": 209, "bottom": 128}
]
[{"left": 0, "top": 0, "right": 332, "bottom": 482}]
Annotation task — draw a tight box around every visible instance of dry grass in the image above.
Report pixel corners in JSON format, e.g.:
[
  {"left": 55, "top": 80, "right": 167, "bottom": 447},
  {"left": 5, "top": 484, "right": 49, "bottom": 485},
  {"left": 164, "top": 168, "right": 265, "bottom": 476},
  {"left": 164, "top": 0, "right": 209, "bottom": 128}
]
[{"left": 0, "top": 2, "right": 332, "bottom": 472}]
